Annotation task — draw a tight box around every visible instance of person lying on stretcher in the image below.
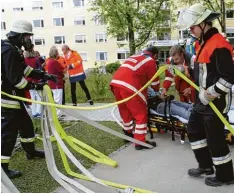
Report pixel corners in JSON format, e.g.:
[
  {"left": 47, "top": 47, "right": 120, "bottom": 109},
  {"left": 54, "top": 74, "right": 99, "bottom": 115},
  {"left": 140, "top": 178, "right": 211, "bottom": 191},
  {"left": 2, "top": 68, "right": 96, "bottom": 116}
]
[
  {"left": 148, "top": 87, "right": 234, "bottom": 123},
  {"left": 148, "top": 87, "right": 193, "bottom": 120}
]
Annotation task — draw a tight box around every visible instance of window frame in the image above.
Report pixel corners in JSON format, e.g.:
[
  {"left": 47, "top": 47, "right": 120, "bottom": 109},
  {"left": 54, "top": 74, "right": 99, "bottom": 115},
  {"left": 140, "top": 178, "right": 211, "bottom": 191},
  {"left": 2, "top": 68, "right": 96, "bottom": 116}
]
[
  {"left": 1, "top": 22, "right": 6, "bottom": 30},
  {"left": 96, "top": 51, "right": 108, "bottom": 61},
  {"left": 33, "top": 37, "right": 45, "bottom": 46},
  {"left": 74, "top": 16, "right": 86, "bottom": 26},
  {"left": 53, "top": 17, "right": 65, "bottom": 26},
  {"left": 95, "top": 33, "right": 107, "bottom": 43},
  {"left": 52, "top": 1, "right": 64, "bottom": 8},
  {"left": 74, "top": 34, "right": 87, "bottom": 43},
  {"left": 117, "top": 50, "right": 130, "bottom": 60},
  {"left": 54, "top": 35, "right": 66, "bottom": 44},
  {"left": 73, "top": 0, "right": 85, "bottom": 7},
  {"left": 32, "top": 19, "right": 44, "bottom": 28}
]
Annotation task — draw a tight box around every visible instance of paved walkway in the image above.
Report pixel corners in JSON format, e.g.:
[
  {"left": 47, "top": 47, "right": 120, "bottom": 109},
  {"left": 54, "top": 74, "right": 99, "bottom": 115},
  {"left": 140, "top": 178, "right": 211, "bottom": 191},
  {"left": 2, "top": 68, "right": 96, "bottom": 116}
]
[
  {"left": 54, "top": 133, "right": 234, "bottom": 193},
  {"left": 59, "top": 103, "right": 119, "bottom": 121}
]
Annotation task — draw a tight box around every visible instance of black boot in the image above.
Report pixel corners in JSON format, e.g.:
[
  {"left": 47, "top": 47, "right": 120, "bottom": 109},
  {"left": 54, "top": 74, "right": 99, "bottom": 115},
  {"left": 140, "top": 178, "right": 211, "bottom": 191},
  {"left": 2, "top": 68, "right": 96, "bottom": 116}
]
[
  {"left": 123, "top": 130, "right": 134, "bottom": 143},
  {"left": 205, "top": 177, "right": 234, "bottom": 187},
  {"left": 21, "top": 142, "right": 45, "bottom": 160},
  {"left": 188, "top": 167, "right": 214, "bottom": 177},
  {"left": 88, "top": 100, "right": 94, "bottom": 105},
  {"left": 26, "top": 150, "right": 45, "bottom": 160},
  {"left": 135, "top": 140, "right": 156, "bottom": 150},
  {"left": 2, "top": 163, "right": 22, "bottom": 179}
]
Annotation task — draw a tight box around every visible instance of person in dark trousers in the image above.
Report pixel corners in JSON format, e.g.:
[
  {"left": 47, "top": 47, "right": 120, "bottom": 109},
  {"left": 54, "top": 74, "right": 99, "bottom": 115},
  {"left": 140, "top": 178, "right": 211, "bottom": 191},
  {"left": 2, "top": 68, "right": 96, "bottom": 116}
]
[
  {"left": 62, "top": 44, "right": 93, "bottom": 106},
  {"left": 177, "top": 3, "right": 234, "bottom": 187},
  {"left": 1, "top": 20, "right": 57, "bottom": 179}
]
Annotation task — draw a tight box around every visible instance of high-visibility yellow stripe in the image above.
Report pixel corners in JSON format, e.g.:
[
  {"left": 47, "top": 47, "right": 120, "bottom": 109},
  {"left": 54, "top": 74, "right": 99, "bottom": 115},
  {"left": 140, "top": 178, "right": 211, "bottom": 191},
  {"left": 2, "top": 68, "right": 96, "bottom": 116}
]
[
  {"left": 1, "top": 103, "right": 21, "bottom": 109},
  {"left": 24, "top": 66, "right": 33, "bottom": 77},
  {"left": 20, "top": 137, "right": 35, "bottom": 143},
  {"left": 15, "top": 77, "right": 28, "bottom": 89}
]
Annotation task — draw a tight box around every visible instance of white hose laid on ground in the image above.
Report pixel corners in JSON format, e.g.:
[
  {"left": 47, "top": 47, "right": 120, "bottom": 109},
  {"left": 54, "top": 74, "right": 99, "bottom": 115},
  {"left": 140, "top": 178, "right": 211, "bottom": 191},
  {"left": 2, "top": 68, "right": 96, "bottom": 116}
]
[
  {"left": 42, "top": 94, "right": 94, "bottom": 193},
  {"left": 60, "top": 108, "right": 153, "bottom": 149},
  {"left": 1, "top": 168, "right": 20, "bottom": 193}
]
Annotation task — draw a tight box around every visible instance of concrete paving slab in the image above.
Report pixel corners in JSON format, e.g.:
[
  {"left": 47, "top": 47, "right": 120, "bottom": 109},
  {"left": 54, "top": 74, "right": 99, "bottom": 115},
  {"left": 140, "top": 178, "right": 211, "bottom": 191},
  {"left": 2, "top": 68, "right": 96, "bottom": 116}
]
[{"left": 54, "top": 133, "right": 234, "bottom": 193}]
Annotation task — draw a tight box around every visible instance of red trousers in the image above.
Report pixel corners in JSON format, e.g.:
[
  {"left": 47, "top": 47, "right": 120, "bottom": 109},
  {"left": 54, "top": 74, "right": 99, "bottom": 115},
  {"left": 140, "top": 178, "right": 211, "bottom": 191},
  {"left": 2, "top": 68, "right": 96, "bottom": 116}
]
[{"left": 112, "top": 87, "right": 148, "bottom": 142}]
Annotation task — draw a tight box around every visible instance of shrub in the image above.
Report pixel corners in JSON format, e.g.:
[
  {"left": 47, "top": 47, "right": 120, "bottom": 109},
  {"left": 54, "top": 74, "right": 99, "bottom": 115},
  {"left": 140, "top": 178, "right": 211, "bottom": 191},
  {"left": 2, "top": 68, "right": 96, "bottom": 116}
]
[{"left": 105, "top": 61, "right": 121, "bottom": 74}]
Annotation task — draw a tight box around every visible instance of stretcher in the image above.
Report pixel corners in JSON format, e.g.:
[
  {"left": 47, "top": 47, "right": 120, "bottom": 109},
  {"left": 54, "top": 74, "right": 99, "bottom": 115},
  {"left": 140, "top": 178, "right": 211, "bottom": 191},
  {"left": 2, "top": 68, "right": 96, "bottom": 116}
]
[{"left": 148, "top": 96, "right": 234, "bottom": 145}]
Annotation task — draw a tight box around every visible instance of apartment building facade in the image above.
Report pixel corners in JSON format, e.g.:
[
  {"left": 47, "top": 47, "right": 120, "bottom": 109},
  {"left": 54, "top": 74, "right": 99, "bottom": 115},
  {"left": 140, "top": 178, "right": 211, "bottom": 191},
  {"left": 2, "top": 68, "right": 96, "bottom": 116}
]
[
  {"left": 1, "top": 0, "right": 234, "bottom": 68},
  {"left": 1, "top": 0, "right": 130, "bottom": 69}
]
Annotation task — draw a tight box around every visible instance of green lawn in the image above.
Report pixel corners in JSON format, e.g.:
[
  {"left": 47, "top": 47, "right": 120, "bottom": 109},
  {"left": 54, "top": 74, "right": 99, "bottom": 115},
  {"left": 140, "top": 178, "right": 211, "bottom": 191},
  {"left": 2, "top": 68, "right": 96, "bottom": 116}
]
[
  {"left": 10, "top": 121, "right": 126, "bottom": 193},
  {"left": 10, "top": 67, "right": 178, "bottom": 193}
]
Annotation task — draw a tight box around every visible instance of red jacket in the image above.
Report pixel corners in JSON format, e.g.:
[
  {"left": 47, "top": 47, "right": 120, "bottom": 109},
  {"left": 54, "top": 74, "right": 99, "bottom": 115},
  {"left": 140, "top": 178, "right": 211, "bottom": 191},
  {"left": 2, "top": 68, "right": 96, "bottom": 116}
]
[
  {"left": 24, "top": 57, "right": 42, "bottom": 83},
  {"left": 163, "top": 56, "right": 196, "bottom": 103},
  {"left": 110, "top": 52, "right": 160, "bottom": 103},
  {"left": 47, "top": 58, "right": 65, "bottom": 89}
]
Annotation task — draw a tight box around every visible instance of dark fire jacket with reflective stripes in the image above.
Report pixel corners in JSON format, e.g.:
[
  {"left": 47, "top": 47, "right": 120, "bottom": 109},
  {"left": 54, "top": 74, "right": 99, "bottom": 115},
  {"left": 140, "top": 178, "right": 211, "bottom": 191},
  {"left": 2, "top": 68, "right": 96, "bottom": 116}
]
[
  {"left": 1, "top": 40, "right": 41, "bottom": 109},
  {"left": 193, "top": 28, "right": 234, "bottom": 114}
]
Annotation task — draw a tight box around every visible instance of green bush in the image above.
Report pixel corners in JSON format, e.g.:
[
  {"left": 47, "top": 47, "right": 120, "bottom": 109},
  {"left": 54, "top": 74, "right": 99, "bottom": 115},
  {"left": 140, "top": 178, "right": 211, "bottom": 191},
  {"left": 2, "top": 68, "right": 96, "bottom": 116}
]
[{"left": 105, "top": 61, "right": 121, "bottom": 74}]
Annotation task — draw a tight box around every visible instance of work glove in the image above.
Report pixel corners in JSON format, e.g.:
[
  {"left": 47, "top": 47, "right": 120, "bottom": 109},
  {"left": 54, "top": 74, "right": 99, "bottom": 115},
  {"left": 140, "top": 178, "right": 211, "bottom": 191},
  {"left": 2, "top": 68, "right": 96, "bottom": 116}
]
[
  {"left": 199, "top": 87, "right": 217, "bottom": 105},
  {"left": 44, "top": 73, "right": 58, "bottom": 83},
  {"left": 34, "top": 82, "right": 46, "bottom": 90},
  {"left": 26, "top": 82, "right": 45, "bottom": 90}
]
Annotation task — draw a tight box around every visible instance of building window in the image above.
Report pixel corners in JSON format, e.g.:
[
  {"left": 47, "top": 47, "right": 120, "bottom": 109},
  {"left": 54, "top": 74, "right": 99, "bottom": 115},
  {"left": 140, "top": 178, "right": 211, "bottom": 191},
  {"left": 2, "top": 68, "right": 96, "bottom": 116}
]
[
  {"left": 32, "top": 1, "right": 43, "bottom": 10},
  {"left": 33, "top": 20, "right": 44, "bottom": 28},
  {"left": 227, "top": 33, "right": 234, "bottom": 38},
  {"left": 79, "top": 53, "right": 87, "bottom": 61},
  {"left": 73, "top": 0, "right": 84, "bottom": 7},
  {"left": 157, "top": 32, "right": 171, "bottom": 40},
  {"left": 96, "top": 52, "right": 107, "bottom": 61},
  {"left": 1, "top": 22, "right": 6, "bottom": 30},
  {"left": 53, "top": 18, "right": 64, "bottom": 26},
  {"left": 74, "top": 16, "right": 85, "bottom": 25},
  {"left": 226, "top": 10, "right": 234, "bottom": 18},
  {"left": 52, "top": 1, "right": 64, "bottom": 8},
  {"left": 13, "top": 7, "right": 23, "bottom": 11},
  {"left": 94, "top": 15, "right": 104, "bottom": 25},
  {"left": 75, "top": 34, "right": 86, "bottom": 43},
  {"left": 117, "top": 50, "right": 129, "bottom": 60},
  {"left": 34, "top": 38, "right": 45, "bottom": 46},
  {"left": 95, "top": 33, "right": 107, "bottom": 43},
  {"left": 2, "top": 9, "right": 4, "bottom": 12},
  {"left": 54, "top": 36, "right": 65, "bottom": 44},
  {"left": 179, "top": 30, "right": 189, "bottom": 39},
  {"left": 117, "top": 34, "right": 128, "bottom": 41},
  {"left": 158, "top": 50, "right": 170, "bottom": 63}
]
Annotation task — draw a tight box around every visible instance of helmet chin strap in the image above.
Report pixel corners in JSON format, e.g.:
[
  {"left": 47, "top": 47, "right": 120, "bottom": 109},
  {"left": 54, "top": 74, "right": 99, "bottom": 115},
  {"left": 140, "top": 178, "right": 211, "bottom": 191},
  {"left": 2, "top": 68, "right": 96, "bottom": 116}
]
[{"left": 198, "top": 23, "right": 207, "bottom": 44}]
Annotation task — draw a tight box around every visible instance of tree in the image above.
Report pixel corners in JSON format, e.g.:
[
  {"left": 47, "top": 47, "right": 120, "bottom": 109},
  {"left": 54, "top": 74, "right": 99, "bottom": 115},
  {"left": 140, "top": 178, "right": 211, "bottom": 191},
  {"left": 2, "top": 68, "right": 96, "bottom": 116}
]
[
  {"left": 89, "top": 0, "right": 172, "bottom": 55},
  {"left": 178, "top": 0, "right": 234, "bottom": 33}
]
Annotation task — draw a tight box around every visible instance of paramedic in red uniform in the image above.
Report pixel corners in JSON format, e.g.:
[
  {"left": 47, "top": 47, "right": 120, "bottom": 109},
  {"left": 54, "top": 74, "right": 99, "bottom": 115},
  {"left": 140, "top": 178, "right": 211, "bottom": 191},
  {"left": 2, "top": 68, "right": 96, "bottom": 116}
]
[
  {"left": 110, "top": 46, "right": 160, "bottom": 150},
  {"left": 177, "top": 3, "right": 234, "bottom": 187},
  {"left": 162, "top": 45, "right": 196, "bottom": 103}
]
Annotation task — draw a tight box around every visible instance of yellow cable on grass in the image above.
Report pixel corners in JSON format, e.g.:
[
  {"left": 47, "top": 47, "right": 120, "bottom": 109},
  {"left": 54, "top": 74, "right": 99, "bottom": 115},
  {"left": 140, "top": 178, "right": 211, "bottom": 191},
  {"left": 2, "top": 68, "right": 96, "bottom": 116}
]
[
  {"left": 44, "top": 85, "right": 117, "bottom": 167},
  {"left": 1, "top": 65, "right": 168, "bottom": 110},
  {"left": 174, "top": 68, "right": 234, "bottom": 135},
  {"left": 44, "top": 85, "right": 153, "bottom": 193}
]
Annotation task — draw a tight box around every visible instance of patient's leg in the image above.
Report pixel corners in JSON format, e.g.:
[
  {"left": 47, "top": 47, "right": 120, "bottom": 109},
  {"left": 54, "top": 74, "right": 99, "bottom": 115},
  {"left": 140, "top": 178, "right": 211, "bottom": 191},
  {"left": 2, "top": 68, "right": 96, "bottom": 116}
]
[{"left": 170, "top": 102, "right": 193, "bottom": 120}]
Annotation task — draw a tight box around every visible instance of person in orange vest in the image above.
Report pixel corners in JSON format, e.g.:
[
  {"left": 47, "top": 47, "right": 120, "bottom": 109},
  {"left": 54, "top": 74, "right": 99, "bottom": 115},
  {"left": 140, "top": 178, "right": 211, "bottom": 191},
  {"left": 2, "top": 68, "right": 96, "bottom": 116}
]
[
  {"left": 162, "top": 45, "right": 196, "bottom": 103},
  {"left": 177, "top": 3, "right": 234, "bottom": 186},
  {"left": 62, "top": 45, "right": 93, "bottom": 106},
  {"left": 110, "top": 46, "right": 160, "bottom": 150}
]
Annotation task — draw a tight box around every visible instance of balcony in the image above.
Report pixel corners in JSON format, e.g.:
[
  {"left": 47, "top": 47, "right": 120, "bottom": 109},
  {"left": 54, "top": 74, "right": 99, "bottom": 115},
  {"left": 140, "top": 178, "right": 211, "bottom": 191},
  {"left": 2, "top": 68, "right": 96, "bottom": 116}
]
[{"left": 148, "top": 40, "right": 178, "bottom": 47}]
